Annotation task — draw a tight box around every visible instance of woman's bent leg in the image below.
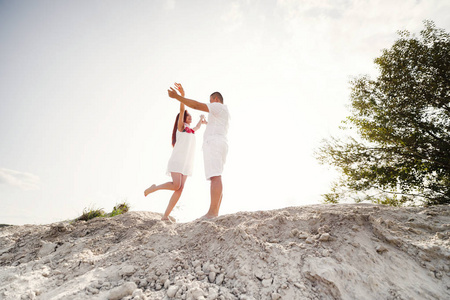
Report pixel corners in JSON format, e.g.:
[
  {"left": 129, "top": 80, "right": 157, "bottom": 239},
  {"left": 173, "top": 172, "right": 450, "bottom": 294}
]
[{"left": 144, "top": 173, "right": 183, "bottom": 196}]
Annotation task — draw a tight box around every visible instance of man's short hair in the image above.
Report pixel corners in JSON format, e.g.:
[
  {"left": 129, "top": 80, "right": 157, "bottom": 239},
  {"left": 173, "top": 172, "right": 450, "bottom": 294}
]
[{"left": 211, "top": 92, "right": 223, "bottom": 104}]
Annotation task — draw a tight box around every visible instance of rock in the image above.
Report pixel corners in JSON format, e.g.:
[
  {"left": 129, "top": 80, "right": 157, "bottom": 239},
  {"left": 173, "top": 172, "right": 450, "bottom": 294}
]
[
  {"left": 195, "top": 265, "right": 203, "bottom": 275},
  {"left": 41, "top": 266, "right": 51, "bottom": 278},
  {"left": 239, "top": 295, "right": 256, "bottom": 300},
  {"left": 20, "top": 290, "right": 36, "bottom": 300},
  {"left": 86, "top": 286, "right": 99, "bottom": 294},
  {"left": 51, "top": 223, "right": 67, "bottom": 233},
  {"left": 298, "top": 232, "right": 308, "bottom": 239},
  {"left": 434, "top": 271, "right": 443, "bottom": 279},
  {"left": 167, "top": 285, "right": 180, "bottom": 298},
  {"left": 189, "top": 287, "right": 205, "bottom": 300},
  {"left": 209, "top": 271, "right": 216, "bottom": 283},
  {"left": 207, "top": 287, "right": 219, "bottom": 299},
  {"left": 435, "top": 232, "right": 445, "bottom": 239},
  {"left": 3, "top": 204, "right": 450, "bottom": 300},
  {"left": 132, "top": 289, "right": 144, "bottom": 298},
  {"left": 271, "top": 292, "right": 282, "bottom": 300},
  {"left": 375, "top": 245, "right": 388, "bottom": 254},
  {"left": 145, "top": 250, "right": 156, "bottom": 258},
  {"left": 138, "top": 279, "right": 147, "bottom": 288},
  {"left": 215, "top": 273, "right": 224, "bottom": 285},
  {"left": 164, "top": 279, "right": 171, "bottom": 289},
  {"left": 318, "top": 225, "right": 330, "bottom": 233},
  {"left": 262, "top": 278, "right": 272, "bottom": 287},
  {"left": 319, "top": 233, "right": 330, "bottom": 241},
  {"left": 350, "top": 242, "right": 360, "bottom": 248},
  {"left": 108, "top": 282, "right": 137, "bottom": 300},
  {"left": 210, "top": 264, "right": 220, "bottom": 273},
  {"left": 38, "top": 242, "right": 57, "bottom": 257},
  {"left": 119, "top": 265, "right": 136, "bottom": 277}
]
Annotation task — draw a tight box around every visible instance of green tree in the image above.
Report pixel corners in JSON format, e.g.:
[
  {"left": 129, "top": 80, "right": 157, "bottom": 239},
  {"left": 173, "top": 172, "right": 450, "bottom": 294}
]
[{"left": 316, "top": 21, "right": 450, "bottom": 206}]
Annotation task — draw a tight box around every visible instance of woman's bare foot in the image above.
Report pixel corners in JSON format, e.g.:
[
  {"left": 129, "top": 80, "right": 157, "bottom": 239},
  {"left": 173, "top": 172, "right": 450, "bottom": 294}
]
[
  {"left": 161, "top": 216, "right": 174, "bottom": 223},
  {"left": 144, "top": 184, "right": 156, "bottom": 197},
  {"left": 201, "top": 214, "right": 217, "bottom": 220}
]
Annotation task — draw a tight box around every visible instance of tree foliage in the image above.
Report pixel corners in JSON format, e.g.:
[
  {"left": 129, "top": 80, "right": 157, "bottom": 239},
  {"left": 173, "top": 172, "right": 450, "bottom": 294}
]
[{"left": 317, "top": 21, "right": 450, "bottom": 206}]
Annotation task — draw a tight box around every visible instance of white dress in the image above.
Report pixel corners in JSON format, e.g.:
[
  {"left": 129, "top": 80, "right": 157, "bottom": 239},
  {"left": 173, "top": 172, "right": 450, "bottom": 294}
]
[{"left": 167, "top": 126, "right": 196, "bottom": 176}]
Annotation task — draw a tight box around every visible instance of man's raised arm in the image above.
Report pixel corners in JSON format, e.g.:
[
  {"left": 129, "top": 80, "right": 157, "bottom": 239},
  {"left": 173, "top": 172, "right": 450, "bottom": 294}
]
[{"left": 168, "top": 87, "right": 209, "bottom": 112}]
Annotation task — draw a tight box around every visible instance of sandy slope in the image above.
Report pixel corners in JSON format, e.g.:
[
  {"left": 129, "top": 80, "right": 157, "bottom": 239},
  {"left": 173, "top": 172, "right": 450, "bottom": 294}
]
[{"left": 0, "top": 204, "right": 449, "bottom": 300}]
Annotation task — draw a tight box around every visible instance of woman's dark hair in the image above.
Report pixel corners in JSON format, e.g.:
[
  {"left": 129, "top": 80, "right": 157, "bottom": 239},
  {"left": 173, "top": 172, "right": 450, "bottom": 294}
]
[{"left": 172, "top": 110, "right": 188, "bottom": 147}]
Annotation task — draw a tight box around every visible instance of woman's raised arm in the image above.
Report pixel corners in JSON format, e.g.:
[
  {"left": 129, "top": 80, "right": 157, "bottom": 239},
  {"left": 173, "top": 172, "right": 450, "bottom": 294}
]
[{"left": 175, "top": 83, "right": 186, "bottom": 132}]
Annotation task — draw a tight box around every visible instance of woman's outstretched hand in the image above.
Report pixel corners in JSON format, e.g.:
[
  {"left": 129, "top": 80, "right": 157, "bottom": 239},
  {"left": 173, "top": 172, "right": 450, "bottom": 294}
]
[{"left": 174, "top": 82, "right": 185, "bottom": 97}]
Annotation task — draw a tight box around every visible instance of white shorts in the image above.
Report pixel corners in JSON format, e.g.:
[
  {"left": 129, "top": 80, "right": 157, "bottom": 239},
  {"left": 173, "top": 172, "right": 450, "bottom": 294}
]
[{"left": 203, "top": 139, "right": 228, "bottom": 180}]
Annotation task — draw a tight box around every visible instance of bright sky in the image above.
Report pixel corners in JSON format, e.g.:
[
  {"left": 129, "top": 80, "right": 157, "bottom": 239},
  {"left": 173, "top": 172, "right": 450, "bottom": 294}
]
[{"left": 1, "top": 0, "right": 449, "bottom": 225}]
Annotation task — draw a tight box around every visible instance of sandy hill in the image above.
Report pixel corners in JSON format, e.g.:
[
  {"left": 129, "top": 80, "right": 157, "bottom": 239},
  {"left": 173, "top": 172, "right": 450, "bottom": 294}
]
[{"left": 0, "top": 204, "right": 449, "bottom": 300}]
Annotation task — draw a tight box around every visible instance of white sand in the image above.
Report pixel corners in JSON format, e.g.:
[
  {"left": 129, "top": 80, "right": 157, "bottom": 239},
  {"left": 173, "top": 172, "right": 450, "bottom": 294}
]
[{"left": 1, "top": 204, "right": 449, "bottom": 300}]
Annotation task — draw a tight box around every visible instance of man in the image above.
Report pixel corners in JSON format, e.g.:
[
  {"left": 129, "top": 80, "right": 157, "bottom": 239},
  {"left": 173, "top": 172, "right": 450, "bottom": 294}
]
[{"left": 168, "top": 85, "right": 230, "bottom": 219}]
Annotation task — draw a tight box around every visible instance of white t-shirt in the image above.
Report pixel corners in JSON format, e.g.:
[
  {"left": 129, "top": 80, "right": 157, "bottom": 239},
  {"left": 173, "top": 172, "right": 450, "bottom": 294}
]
[{"left": 204, "top": 102, "right": 230, "bottom": 142}]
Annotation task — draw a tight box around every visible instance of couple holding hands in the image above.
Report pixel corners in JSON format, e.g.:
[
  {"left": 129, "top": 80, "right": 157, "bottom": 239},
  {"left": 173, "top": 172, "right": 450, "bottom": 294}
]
[{"left": 144, "top": 83, "right": 230, "bottom": 221}]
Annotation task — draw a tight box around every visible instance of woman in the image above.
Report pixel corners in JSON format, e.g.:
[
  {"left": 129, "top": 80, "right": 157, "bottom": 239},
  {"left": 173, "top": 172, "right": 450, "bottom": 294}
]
[{"left": 144, "top": 83, "right": 206, "bottom": 221}]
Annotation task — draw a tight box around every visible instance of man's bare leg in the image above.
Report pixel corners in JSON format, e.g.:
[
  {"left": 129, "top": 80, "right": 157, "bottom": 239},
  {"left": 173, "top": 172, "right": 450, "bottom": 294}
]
[{"left": 204, "top": 175, "right": 222, "bottom": 219}]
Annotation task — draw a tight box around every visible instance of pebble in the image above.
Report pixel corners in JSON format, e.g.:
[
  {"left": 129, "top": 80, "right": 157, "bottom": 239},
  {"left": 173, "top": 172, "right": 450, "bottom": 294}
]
[
  {"left": 86, "top": 286, "right": 99, "bottom": 294},
  {"left": 262, "top": 278, "right": 272, "bottom": 287},
  {"left": 119, "top": 265, "right": 136, "bottom": 277},
  {"left": 108, "top": 282, "right": 137, "bottom": 300},
  {"left": 298, "top": 232, "right": 308, "bottom": 239},
  {"left": 189, "top": 287, "right": 205, "bottom": 299},
  {"left": 271, "top": 292, "right": 282, "bottom": 300},
  {"left": 102, "top": 282, "right": 112, "bottom": 290},
  {"left": 164, "top": 279, "right": 171, "bottom": 289},
  {"left": 239, "top": 295, "right": 256, "bottom": 300},
  {"left": 375, "top": 245, "right": 388, "bottom": 254},
  {"left": 195, "top": 266, "right": 203, "bottom": 275},
  {"left": 207, "top": 288, "right": 219, "bottom": 299},
  {"left": 38, "top": 242, "right": 57, "bottom": 258},
  {"left": 319, "top": 233, "right": 330, "bottom": 241},
  {"left": 167, "top": 285, "right": 180, "bottom": 298},
  {"left": 434, "top": 271, "right": 443, "bottom": 279},
  {"left": 192, "top": 260, "right": 201, "bottom": 268},
  {"left": 215, "top": 273, "right": 224, "bottom": 285},
  {"left": 209, "top": 271, "right": 216, "bottom": 283},
  {"left": 132, "top": 289, "right": 144, "bottom": 298},
  {"left": 435, "top": 232, "right": 445, "bottom": 239},
  {"left": 145, "top": 250, "right": 156, "bottom": 258},
  {"left": 138, "top": 279, "right": 148, "bottom": 288},
  {"left": 350, "top": 242, "right": 360, "bottom": 248},
  {"left": 319, "top": 225, "right": 330, "bottom": 233}
]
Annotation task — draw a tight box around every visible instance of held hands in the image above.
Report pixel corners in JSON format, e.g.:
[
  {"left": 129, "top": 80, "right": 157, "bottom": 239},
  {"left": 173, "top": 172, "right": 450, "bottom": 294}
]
[
  {"left": 168, "top": 82, "right": 185, "bottom": 99},
  {"left": 174, "top": 82, "right": 185, "bottom": 97},
  {"left": 193, "top": 114, "right": 207, "bottom": 131},
  {"left": 200, "top": 114, "right": 208, "bottom": 125}
]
